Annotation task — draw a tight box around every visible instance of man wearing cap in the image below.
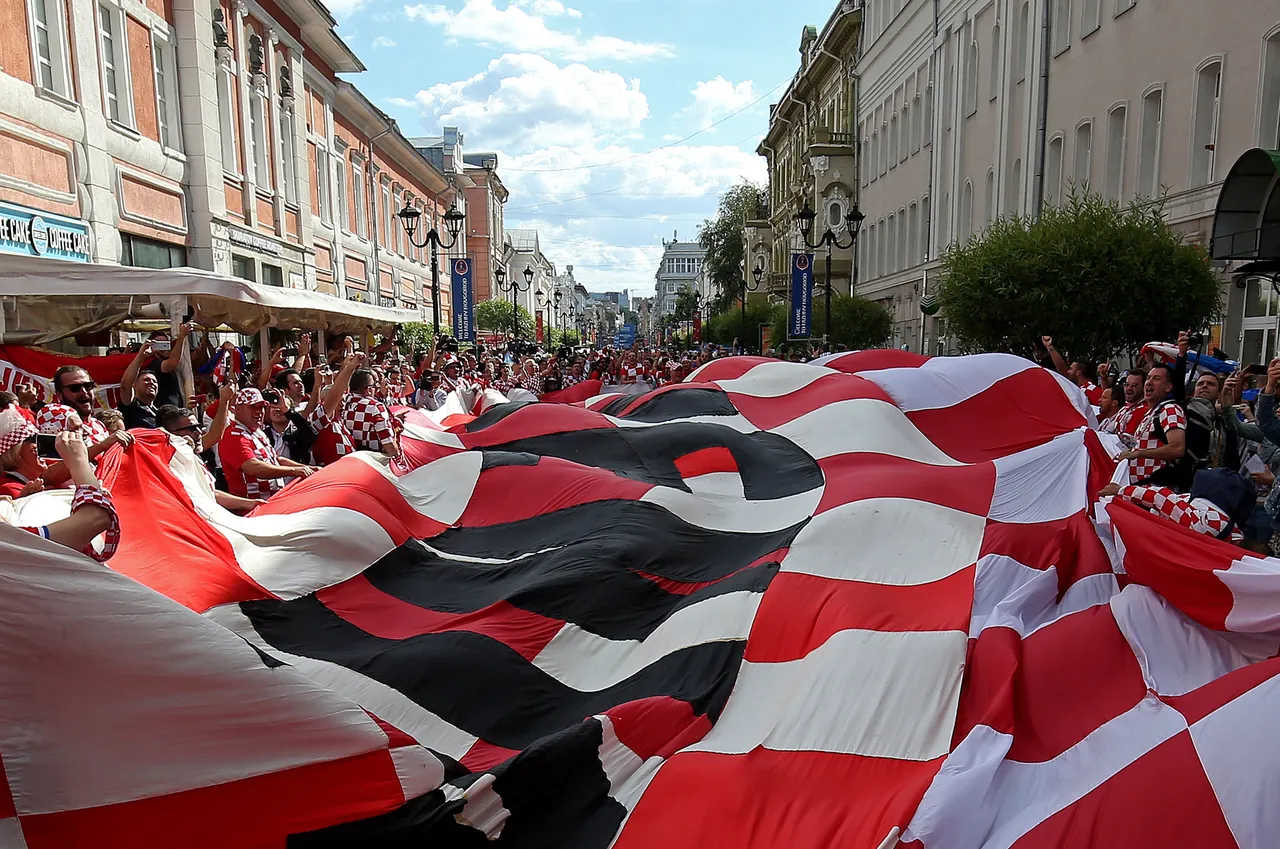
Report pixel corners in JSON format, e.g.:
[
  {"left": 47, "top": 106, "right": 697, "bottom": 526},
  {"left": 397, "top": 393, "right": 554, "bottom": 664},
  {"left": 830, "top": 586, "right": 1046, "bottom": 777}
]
[
  {"left": 439, "top": 359, "right": 465, "bottom": 394},
  {"left": 218, "top": 387, "right": 318, "bottom": 500},
  {"left": 36, "top": 365, "right": 133, "bottom": 458}
]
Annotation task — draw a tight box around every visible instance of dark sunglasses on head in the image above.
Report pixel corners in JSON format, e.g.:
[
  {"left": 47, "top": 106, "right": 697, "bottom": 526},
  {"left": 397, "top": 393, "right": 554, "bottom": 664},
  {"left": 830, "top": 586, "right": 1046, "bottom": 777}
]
[{"left": 63, "top": 381, "right": 96, "bottom": 393}]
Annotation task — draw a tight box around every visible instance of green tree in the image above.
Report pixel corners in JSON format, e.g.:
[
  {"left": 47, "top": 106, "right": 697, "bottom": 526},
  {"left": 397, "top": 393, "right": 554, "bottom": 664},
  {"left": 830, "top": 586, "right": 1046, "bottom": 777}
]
[
  {"left": 475, "top": 298, "right": 535, "bottom": 338},
  {"left": 699, "top": 181, "right": 768, "bottom": 313},
  {"left": 673, "top": 286, "right": 701, "bottom": 323},
  {"left": 938, "top": 192, "right": 1224, "bottom": 362},
  {"left": 706, "top": 300, "right": 778, "bottom": 351},
  {"left": 767, "top": 294, "right": 892, "bottom": 351}
]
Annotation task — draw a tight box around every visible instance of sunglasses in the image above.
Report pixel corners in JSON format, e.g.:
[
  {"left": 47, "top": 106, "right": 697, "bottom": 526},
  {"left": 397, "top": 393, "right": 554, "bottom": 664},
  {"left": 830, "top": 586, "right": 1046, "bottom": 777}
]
[
  {"left": 63, "top": 381, "right": 96, "bottom": 394},
  {"left": 174, "top": 424, "right": 203, "bottom": 434}
]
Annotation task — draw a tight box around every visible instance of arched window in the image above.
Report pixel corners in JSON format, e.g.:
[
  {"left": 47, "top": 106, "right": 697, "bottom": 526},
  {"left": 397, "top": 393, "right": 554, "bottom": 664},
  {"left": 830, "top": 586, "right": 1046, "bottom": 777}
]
[
  {"left": 1074, "top": 121, "right": 1093, "bottom": 188},
  {"left": 1008, "top": 158, "right": 1023, "bottom": 214},
  {"left": 984, "top": 169, "right": 995, "bottom": 224},
  {"left": 919, "top": 195, "right": 930, "bottom": 263},
  {"left": 989, "top": 23, "right": 1001, "bottom": 101},
  {"left": 960, "top": 180, "right": 974, "bottom": 241},
  {"left": 1261, "top": 30, "right": 1280, "bottom": 149},
  {"left": 1138, "top": 87, "right": 1163, "bottom": 196},
  {"left": 1015, "top": 2, "right": 1030, "bottom": 83},
  {"left": 1191, "top": 59, "right": 1222, "bottom": 186},
  {"left": 897, "top": 207, "right": 907, "bottom": 269},
  {"left": 1105, "top": 103, "right": 1128, "bottom": 199},
  {"left": 1046, "top": 135, "right": 1065, "bottom": 204},
  {"left": 1053, "top": 0, "right": 1073, "bottom": 54},
  {"left": 907, "top": 202, "right": 918, "bottom": 267},
  {"left": 887, "top": 214, "right": 896, "bottom": 273},
  {"left": 964, "top": 41, "right": 980, "bottom": 116}
]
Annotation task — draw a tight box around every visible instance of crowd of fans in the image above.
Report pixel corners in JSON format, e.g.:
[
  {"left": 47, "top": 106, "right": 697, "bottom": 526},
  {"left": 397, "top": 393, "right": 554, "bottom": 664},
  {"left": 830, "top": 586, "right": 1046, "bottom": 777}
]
[
  {"left": 8, "top": 320, "right": 1278, "bottom": 560},
  {"left": 0, "top": 327, "right": 753, "bottom": 553}
]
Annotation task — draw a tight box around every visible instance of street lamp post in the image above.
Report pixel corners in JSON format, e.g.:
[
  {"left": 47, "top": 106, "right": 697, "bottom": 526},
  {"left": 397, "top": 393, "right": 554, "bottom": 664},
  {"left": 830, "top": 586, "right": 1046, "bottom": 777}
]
[
  {"left": 397, "top": 202, "right": 466, "bottom": 335},
  {"left": 742, "top": 262, "right": 764, "bottom": 354},
  {"left": 795, "top": 201, "right": 866, "bottom": 350},
  {"left": 566, "top": 301, "right": 578, "bottom": 344},
  {"left": 537, "top": 287, "right": 562, "bottom": 344},
  {"left": 496, "top": 265, "right": 534, "bottom": 343}
]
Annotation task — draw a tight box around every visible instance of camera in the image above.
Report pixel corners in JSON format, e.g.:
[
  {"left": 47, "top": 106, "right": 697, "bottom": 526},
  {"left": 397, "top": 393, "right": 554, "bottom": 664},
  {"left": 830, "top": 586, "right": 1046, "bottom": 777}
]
[
  {"left": 437, "top": 334, "right": 459, "bottom": 354},
  {"left": 1185, "top": 333, "right": 1203, "bottom": 349}
]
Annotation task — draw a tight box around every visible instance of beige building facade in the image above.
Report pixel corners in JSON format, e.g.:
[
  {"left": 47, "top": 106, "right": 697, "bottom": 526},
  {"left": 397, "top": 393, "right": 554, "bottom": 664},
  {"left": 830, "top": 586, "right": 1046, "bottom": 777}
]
[
  {"left": 856, "top": 0, "right": 1280, "bottom": 355},
  {"left": 754, "top": 3, "right": 863, "bottom": 317}
]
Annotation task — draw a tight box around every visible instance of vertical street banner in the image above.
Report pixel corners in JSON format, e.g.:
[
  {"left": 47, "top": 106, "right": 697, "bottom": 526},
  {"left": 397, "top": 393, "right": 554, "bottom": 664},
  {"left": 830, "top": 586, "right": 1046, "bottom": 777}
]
[
  {"left": 450, "top": 258, "right": 475, "bottom": 342},
  {"left": 536, "top": 312, "right": 544, "bottom": 343},
  {"left": 789, "top": 253, "right": 813, "bottom": 339}
]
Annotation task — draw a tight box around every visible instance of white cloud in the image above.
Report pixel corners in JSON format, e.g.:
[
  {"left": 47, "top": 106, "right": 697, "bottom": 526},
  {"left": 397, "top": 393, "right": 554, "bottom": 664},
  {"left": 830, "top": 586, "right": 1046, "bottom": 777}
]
[
  {"left": 687, "top": 76, "right": 757, "bottom": 129},
  {"left": 410, "top": 53, "right": 648, "bottom": 153},
  {"left": 400, "top": 56, "right": 765, "bottom": 297},
  {"left": 371, "top": 35, "right": 397, "bottom": 47},
  {"left": 385, "top": 96, "right": 418, "bottom": 109},
  {"left": 323, "top": 0, "right": 366, "bottom": 18},
  {"left": 403, "top": 0, "right": 671, "bottom": 62}
]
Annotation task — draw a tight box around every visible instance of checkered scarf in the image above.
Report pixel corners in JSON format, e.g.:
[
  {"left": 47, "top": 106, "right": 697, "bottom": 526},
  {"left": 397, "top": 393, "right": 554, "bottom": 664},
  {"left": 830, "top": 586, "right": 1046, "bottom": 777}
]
[{"left": 71, "top": 484, "right": 120, "bottom": 562}]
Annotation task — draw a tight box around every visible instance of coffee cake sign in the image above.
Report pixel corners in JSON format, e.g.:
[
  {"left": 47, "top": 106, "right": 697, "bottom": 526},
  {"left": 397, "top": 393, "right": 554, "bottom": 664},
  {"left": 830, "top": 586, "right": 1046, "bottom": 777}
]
[{"left": 0, "top": 202, "right": 91, "bottom": 262}]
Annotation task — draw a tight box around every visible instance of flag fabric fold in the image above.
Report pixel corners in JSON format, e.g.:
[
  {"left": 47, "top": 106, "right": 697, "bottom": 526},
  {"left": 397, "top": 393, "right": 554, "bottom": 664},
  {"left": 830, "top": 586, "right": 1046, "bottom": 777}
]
[{"left": 4, "top": 351, "right": 1280, "bottom": 849}]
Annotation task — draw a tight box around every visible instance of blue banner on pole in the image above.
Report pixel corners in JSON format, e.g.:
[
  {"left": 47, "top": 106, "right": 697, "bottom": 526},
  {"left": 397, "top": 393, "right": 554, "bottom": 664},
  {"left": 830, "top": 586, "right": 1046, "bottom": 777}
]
[
  {"left": 789, "top": 253, "right": 813, "bottom": 339},
  {"left": 450, "top": 258, "right": 475, "bottom": 342}
]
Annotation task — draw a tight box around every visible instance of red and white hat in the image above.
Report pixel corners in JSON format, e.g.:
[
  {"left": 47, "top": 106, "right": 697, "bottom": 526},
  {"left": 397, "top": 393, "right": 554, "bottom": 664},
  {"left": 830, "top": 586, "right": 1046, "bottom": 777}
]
[
  {"left": 35, "top": 403, "right": 81, "bottom": 436},
  {"left": 0, "top": 408, "right": 36, "bottom": 456},
  {"left": 235, "top": 387, "right": 266, "bottom": 407}
]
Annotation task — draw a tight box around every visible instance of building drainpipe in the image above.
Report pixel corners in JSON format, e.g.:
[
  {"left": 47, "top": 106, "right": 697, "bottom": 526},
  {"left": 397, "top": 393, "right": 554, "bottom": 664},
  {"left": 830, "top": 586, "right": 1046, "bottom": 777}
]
[
  {"left": 1031, "top": 0, "right": 1052, "bottom": 214},
  {"left": 367, "top": 122, "right": 395, "bottom": 316},
  {"left": 919, "top": 0, "right": 941, "bottom": 354}
]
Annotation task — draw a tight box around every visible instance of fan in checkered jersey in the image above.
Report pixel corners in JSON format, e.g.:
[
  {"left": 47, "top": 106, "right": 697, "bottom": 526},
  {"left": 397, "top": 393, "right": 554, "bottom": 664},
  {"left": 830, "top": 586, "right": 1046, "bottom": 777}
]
[{"left": 5, "top": 350, "right": 1280, "bottom": 849}]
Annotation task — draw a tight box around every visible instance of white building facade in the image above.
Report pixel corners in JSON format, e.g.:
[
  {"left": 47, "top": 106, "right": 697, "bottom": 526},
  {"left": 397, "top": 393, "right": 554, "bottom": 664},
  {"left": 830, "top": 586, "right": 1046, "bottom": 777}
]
[
  {"left": 856, "top": 0, "right": 1280, "bottom": 355},
  {"left": 654, "top": 236, "right": 707, "bottom": 317}
]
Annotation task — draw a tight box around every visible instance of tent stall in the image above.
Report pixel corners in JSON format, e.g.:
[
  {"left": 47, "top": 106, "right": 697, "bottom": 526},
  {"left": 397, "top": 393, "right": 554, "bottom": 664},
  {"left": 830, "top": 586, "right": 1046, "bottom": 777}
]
[
  {"left": 0, "top": 254, "right": 420, "bottom": 398},
  {"left": 0, "top": 254, "right": 418, "bottom": 343}
]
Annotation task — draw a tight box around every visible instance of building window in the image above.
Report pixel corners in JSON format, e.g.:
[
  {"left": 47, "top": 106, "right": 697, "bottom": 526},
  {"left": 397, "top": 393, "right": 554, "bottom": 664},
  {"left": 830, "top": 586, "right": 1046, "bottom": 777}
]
[
  {"left": 960, "top": 181, "right": 974, "bottom": 242},
  {"left": 1081, "top": 0, "right": 1100, "bottom": 37},
  {"left": 911, "top": 93, "right": 922, "bottom": 151},
  {"left": 1104, "top": 103, "right": 1127, "bottom": 199},
  {"left": 923, "top": 82, "right": 934, "bottom": 144},
  {"left": 897, "top": 207, "right": 907, "bottom": 269},
  {"left": 889, "top": 114, "right": 899, "bottom": 169},
  {"left": 887, "top": 214, "right": 896, "bottom": 273},
  {"left": 1114, "top": 0, "right": 1135, "bottom": 16},
  {"left": 920, "top": 195, "right": 930, "bottom": 262},
  {"left": 217, "top": 62, "right": 238, "bottom": 173},
  {"left": 152, "top": 33, "right": 181, "bottom": 150},
  {"left": 351, "top": 158, "right": 366, "bottom": 237},
  {"left": 261, "top": 263, "right": 283, "bottom": 287},
  {"left": 279, "top": 108, "right": 298, "bottom": 205},
  {"left": 1137, "top": 88, "right": 1163, "bottom": 196},
  {"left": 392, "top": 189, "right": 403, "bottom": 254},
  {"left": 334, "top": 155, "right": 347, "bottom": 232},
  {"left": 1008, "top": 158, "right": 1023, "bottom": 214},
  {"left": 1259, "top": 32, "right": 1280, "bottom": 149},
  {"left": 880, "top": 121, "right": 889, "bottom": 175},
  {"left": 1190, "top": 60, "right": 1222, "bottom": 187},
  {"left": 1053, "top": 0, "right": 1072, "bottom": 55},
  {"left": 869, "top": 131, "right": 878, "bottom": 182},
  {"left": 984, "top": 169, "right": 995, "bottom": 224},
  {"left": 964, "top": 41, "right": 979, "bottom": 117},
  {"left": 907, "top": 202, "right": 917, "bottom": 266},
  {"left": 989, "top": 24, "right": 1001, "bottom": 101},
  {"left": 900, "top": 106, "right": 909, "bottom": 161},
  {"left": 29, "top": 0, "right": 72, "bottom": 97},
  {"left": 1046, "top": 135, "right": 1065, "bottom": 205},
  {"left": 231, "top": 254, "right": 255, "bottom": 281},
  {"left": 1074, "top": 121, "right": 1093, "bottom": 188},
  {"left": 314, "top": 147, "right": 331, "bottom": 224},
  {"left": 121, "top": 234, "right": 187, "bottom": 268},
  {"left": 250, "top": 93, "right": 270, "bottom": 186},
  {"left": 1015, "top": 2, "right": 1030, "bottom": 83},
  {"left": 98, "top": 2, "right": 133, "bottom": 126}
]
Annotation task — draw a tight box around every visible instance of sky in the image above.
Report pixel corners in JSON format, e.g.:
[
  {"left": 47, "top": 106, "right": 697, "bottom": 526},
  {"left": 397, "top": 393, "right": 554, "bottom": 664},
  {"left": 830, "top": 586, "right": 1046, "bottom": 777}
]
[{"left": 330, "top": 0, "right": 837, "bottom": 296}]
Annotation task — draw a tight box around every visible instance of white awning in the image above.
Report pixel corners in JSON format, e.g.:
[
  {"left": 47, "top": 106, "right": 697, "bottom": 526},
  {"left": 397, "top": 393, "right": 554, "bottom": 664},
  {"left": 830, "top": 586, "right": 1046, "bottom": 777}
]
[{"left": 0, "top": 255, "right": 419, "bottom": 342}]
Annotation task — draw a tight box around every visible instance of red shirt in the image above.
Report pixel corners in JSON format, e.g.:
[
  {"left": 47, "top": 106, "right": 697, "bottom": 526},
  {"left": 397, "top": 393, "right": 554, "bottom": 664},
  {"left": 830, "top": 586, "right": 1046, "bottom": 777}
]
[
  {"left": 309, "top": 404, "right": 355, "bottom": 466},
  {"left": 218, "top": 422, "right": 283, "bottom": 499}
]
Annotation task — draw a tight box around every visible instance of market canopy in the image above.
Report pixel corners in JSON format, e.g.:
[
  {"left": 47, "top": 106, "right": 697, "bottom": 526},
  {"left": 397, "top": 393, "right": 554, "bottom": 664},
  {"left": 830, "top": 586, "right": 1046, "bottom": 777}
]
[
  {"left": 1211, "top": 148, "right": 1280, "bottom": 262},
  {"left": 0, "top": 254, "right": 419, "bottom": 342}
]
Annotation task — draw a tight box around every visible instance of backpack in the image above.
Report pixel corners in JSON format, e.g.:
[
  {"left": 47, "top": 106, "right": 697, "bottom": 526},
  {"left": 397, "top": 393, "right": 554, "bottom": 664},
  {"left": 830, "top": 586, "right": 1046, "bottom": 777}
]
[
  {"left": 1189, "top": 467, "right": 1257, "bottom": 540},
  {"left": 1184, "top": 397, "right": 1226, "bottom": 470}
]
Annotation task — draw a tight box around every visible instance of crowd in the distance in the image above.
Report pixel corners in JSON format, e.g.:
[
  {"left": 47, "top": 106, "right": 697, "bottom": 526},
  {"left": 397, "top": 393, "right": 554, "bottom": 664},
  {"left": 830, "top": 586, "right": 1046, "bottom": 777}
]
[
  {"left": 1039, "top": 332, "right": 1280, "bottom": 553},
  {"left": 0, "top": 325, "right": 772, "bottom": 560}
]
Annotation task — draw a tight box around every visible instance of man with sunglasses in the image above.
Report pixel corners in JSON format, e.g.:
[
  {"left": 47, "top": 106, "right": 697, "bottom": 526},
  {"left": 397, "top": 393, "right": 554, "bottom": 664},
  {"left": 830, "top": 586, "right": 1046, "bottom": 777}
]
[{"left": 36, "top": 366, "right": 133, "bottom": 459}]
